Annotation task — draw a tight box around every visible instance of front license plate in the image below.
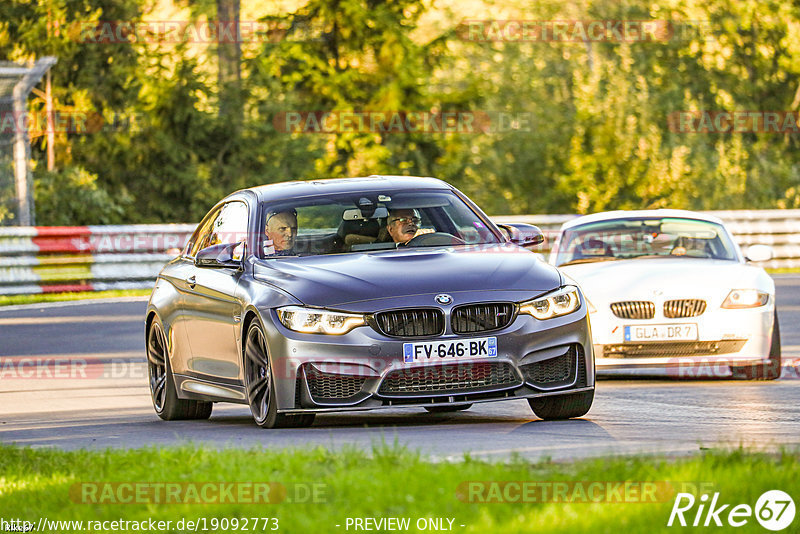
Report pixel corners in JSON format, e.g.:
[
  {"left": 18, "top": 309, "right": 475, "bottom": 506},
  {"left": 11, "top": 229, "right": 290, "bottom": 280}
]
[
  {"left": 624, "top": 324, "right": 698, "bottom": 342},
  {"left": 403, "top": 337, "right": 497, "bottom": 363}
]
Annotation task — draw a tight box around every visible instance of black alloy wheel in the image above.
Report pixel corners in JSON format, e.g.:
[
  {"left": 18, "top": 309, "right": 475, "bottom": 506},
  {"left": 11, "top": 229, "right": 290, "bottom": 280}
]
[
  {"left": 147, "top": 318, "right": 212, "bottom": 420},
  {"left": 244, "top": 319, "right": 315, "bottom": 428}
]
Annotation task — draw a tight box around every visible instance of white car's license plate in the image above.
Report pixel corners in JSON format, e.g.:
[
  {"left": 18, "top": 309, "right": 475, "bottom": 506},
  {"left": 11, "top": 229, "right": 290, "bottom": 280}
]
[
  {"left": 624, "top": 324, "right": 698, "bottom": 342},
  {"left": 403, "top": 337, "right": 497, "bottom": 363}
]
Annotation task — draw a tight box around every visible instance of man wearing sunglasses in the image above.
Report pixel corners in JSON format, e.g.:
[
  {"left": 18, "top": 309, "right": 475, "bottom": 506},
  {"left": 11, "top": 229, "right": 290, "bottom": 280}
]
[{"left": 386, "top": 208, "right": 422, "bottom": 244}]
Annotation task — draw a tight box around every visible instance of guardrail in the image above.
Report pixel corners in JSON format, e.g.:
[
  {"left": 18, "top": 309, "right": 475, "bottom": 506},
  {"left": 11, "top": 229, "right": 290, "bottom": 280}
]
[
  {"left": 0, "top": 210, "right": 798, "bottom": 295},
  {"left": 0, "top": 225, "right": 194, "bottom": 295}
]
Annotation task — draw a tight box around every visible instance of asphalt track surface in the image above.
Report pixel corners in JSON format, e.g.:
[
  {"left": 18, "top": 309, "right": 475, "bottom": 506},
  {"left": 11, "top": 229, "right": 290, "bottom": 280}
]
[{"left": 0, "top": 276, "right": 798, "bottom": 461}]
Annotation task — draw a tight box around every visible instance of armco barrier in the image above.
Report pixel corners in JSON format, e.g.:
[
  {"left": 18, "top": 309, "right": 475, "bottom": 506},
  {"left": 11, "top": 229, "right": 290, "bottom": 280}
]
[
  {"left": 0, "top": 211, "right": 798, "bottom": 295},
  {"left": 0, "top": 225, "right": 194, "bottom": 295}
]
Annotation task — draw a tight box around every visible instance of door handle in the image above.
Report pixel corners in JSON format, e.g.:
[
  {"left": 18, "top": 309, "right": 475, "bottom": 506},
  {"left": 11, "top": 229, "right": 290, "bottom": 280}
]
[{"left": 187, "top": 275, "right": 196, "bottom": 289}]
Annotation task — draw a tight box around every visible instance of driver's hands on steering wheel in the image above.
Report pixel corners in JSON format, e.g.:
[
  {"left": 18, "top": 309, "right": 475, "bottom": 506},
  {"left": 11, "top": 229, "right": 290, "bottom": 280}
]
[{"left": 403, "top": 232, "right": 466, "bottom": 247}]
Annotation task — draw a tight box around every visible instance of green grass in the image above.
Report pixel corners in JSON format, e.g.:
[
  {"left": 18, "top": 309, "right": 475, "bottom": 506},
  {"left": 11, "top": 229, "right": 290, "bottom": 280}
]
[
  {"left": 0, "top": 289, "right": 151, "bottom": 307},
  {"left": 0, "top": 444, "right": 797, "bottom": 533}
]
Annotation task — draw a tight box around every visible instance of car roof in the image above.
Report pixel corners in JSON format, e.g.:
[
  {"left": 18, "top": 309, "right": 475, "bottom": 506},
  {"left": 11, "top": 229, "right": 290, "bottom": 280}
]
[
  {"left": 560, "top": 209, "right": 726, "bottom": 230},
  {"left": 240, "top": 175, "right": 452, "bottom": 203}
]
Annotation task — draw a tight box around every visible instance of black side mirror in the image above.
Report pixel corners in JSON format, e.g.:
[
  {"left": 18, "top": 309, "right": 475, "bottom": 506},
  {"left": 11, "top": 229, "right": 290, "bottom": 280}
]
[
  {"left": 195, "top": 242, "right": 244, "bottom": 269},
  {"left": 497, "top": 223, "right": 545, "bottom": 249}
]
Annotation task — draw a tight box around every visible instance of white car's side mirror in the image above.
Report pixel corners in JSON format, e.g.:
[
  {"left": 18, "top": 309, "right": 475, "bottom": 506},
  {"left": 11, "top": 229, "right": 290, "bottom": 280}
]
[{"left": 745, "top": 244, "right": 774, "bottom": 262}]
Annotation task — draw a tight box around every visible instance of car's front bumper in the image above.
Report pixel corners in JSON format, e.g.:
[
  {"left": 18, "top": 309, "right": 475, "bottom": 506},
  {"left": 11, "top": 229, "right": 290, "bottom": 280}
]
[
  {"left": 589, "top": 305, "right": 774, "bottom": 377},
  {"left": 261, "top": 308, "right": 595, "bottom": 413}
]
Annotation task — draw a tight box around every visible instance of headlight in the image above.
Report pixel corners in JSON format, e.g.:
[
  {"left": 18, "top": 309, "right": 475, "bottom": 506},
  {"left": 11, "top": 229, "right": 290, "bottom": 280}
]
[
  {"left": 519, "top": 286, "right": 581, "bottom": 320},
  {"left": 276, "top": 306, "right": 366, "bottom": 335},
  {"left": 721, "top": 289, "right": 769, "bottom": 309}
]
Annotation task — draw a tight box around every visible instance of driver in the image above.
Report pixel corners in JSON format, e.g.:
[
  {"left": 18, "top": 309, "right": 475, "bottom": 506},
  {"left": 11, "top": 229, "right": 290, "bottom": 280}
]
[
  {"left": 265, "top": 209, "right": 298, "bottom": 255},
  {"left": 386, "top": 209, "right": 421, "bottom": 244}
]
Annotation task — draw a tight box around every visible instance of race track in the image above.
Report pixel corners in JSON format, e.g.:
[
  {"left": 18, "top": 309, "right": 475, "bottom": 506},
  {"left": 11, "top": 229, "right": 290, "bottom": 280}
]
[{"left": 1, "top": 275, "right": 798, "bottom": 461}]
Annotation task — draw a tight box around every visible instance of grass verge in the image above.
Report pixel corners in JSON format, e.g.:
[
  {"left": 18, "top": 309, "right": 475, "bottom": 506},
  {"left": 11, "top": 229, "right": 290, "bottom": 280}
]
[
  {"left": 0, "top": 289, "right": 151, "bottom": 307},
  {"left": 0, "top": 444, "right": 797, "bottom": 533}
]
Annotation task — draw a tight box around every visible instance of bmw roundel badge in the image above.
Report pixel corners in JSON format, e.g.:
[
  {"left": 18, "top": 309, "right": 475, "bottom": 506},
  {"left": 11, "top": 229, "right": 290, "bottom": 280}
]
[{"left": 435, "top": 294, "right": 453, "bottom": 305}]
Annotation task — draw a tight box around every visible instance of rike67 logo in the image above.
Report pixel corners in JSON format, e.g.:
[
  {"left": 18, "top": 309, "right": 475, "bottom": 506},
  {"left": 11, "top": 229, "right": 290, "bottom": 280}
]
[{"left": 668, "top": 490, "right": 795, "bottom": 531}]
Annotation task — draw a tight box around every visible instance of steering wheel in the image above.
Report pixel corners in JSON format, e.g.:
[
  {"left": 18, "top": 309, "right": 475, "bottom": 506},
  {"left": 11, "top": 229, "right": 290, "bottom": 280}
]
[{"left": 404, "top": 232, "right": 466, "bottom": 247}]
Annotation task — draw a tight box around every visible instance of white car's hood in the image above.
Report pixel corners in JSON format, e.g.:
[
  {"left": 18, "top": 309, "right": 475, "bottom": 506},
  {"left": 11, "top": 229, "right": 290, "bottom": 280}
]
[{"left": 560, "top": 258, "right": 773, "bottom": 304}]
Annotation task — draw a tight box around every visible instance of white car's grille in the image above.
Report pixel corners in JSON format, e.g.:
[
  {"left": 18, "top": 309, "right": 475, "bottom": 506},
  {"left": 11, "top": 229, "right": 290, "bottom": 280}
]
[
  {"left": 663, "top": 299, "right": 707, "bottom": 318},
  {"left": 610, "top": 301, "right": 655, "bottom": 320},
  {"left": 601, "top": 340, "right": 747, "bottom": 358}
]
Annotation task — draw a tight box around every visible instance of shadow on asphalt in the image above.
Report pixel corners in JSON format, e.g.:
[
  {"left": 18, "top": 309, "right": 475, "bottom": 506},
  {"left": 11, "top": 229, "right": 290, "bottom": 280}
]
[{"left": 509, "top": 418, "right": 616, "bottom": 439}]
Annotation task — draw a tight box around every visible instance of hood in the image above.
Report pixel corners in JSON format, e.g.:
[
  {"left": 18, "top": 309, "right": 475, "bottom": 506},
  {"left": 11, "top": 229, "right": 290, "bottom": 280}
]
[
  {"left": 252, "top": 244, "right": 562, "bottom": 308},
  {"left": 560, "top": 257, "right": 773, "bottom": 304}
]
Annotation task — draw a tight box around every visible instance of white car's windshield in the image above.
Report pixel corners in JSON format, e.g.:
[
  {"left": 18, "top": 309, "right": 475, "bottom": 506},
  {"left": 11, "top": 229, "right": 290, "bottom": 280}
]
[
  {"left": 259, "top": 190, "right": 501, "bottom": 258},
  {"left": 555, "top": 217, "right": 738, "bottom": 266}
]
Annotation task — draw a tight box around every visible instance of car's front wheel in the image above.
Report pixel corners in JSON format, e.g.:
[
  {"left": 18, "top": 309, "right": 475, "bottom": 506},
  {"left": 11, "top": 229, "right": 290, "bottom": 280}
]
[
  {"left": 528, "top": 390, "right": 594, "bottom": 420},
  {"left": 147, "top": 318, "right": 212, "bottom": 421},
  {"left": 244, "top": 319, "right": 315, "bottom": 429}
]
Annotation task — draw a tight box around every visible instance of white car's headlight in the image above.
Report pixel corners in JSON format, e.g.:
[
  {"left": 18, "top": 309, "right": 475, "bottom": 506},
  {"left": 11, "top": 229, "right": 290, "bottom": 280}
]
[
  {"left": 519, "top": 286, "right": 581, "bottom": 320},
  {"left": 721, "top": 289, "right": 769, "bottom": 309},
  {"left": 276, "top": 306, "right": 365, "bottom": 335}
]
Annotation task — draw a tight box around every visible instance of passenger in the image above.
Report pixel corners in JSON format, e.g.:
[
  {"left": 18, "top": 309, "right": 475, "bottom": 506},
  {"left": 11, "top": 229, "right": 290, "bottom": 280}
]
[
  {"left": 386, "top": 209, "right": 421, "bottom": 244},
  {"left": 265, "top": 210, "right": 298, "bottom": 255}
]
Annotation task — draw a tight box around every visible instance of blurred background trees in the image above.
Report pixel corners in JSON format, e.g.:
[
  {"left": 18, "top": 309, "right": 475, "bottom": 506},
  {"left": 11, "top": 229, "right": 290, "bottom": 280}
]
[{"left": 2, "top": 0, "right": 800, "bottom": 224}]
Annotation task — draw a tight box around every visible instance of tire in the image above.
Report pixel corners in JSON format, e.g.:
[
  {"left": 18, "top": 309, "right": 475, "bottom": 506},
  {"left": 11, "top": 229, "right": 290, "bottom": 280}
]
[
  {"left": 424, "top": 404, "right": 473, "bottom": 413},
  {"left": 147, "top": 318, "right": 212, "bottom": 421},
  {"left": 730, "top": 311, "right": 782, "bottom": 381},
  {"left": 244, "top": 319, "right": 315, "bottom": 429},
  {"left": 528, "top": 390, "right": 594, "bottom": 420}
]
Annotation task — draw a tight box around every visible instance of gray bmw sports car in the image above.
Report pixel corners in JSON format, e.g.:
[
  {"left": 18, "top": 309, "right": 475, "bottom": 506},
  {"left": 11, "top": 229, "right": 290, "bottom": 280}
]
[{"left": 146, "top": 176, "right": 595, "bottom": 428}]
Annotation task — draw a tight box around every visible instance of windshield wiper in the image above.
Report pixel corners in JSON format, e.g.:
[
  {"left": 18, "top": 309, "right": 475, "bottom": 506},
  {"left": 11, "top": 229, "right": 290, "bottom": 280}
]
[
  {"left": 559, "top": 256, "right": 619, "bottom": 266},
  {"left": 618, "top": 254, "right": 668, "bottom": 260}
]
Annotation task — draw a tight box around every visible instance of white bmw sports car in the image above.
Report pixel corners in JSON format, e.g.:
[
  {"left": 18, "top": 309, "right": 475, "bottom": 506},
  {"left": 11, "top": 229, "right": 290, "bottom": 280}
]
[{"left": 549, "top": 210, "right": 781, "bottom": 379}]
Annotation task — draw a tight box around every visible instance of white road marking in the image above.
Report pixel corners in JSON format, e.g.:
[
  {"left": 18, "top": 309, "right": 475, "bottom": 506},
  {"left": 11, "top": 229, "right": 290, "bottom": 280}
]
[
  {"left": 0, "top": 315, "right": 141, "bottom": 325},
  {"left": 0, "top": 295, "right": 148, "bottom": 312}
]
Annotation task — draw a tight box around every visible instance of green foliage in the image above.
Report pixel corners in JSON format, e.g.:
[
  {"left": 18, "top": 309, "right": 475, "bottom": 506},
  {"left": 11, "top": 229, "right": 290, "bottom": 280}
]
[
  {"left": 33, "top": 165, "right": 130, "bottom": 224},
  {"left": 2, "top": 0, "right": 800, "bottom": 224}
]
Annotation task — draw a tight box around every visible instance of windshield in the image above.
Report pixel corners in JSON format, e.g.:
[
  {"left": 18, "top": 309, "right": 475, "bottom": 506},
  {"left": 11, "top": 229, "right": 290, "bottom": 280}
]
[
  {"left": 554, "top": 217, "right": 738, "bottom": 266},
  {"left": 258, "top": 189, "right": 502, "bottom": 258}
]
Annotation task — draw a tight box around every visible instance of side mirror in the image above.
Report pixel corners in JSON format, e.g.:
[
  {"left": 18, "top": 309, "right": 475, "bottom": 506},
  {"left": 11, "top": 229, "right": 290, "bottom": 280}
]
[
  {"left": 195, "top": 242, "right": 244, "bottom": 269},
  {"left": 497, "top": 223, "right": 545, "bottom": 249},
  {"left": 744, "top": 244, "right": 773, "bottom": 263}
]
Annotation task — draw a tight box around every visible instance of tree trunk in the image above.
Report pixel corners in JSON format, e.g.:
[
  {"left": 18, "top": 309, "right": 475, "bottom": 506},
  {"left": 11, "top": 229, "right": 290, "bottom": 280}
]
[
  {"left": 217, "top": 0, "right": 242, "bottom": 127},
  {"left": 46, "top": 70, "right": 55, "bottom": 171}
]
